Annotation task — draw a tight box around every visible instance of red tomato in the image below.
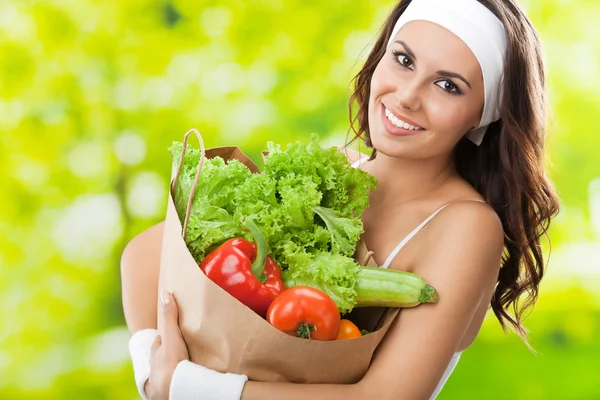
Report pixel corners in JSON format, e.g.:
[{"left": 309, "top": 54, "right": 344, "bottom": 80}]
[
  {"left": 266, "top": 286, "right": 341, "bottom": 341},
  {"left": 336, "top": 319, "right": 362, "bottom": 340}
]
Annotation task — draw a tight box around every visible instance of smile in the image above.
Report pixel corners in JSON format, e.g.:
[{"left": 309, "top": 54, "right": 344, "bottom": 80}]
[{"left": 384, "top": 107, "right": 425, "bottom": 131}]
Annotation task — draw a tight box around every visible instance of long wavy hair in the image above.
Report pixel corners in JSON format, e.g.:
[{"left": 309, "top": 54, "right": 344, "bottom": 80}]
[{"left": 346, "top": 0, "right": 560, "bottom": 347}]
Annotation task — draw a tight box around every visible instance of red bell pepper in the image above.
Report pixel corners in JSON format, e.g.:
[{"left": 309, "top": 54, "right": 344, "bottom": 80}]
[{"left": 199, "top": 219, "right": 284, "bottom": 317}]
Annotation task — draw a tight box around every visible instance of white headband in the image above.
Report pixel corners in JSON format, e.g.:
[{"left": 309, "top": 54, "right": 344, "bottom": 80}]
[{"left": 386, "top": 0, "right": 507, "bottom": 146}]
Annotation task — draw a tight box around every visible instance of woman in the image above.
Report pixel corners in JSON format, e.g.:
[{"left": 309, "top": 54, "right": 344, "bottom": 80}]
[{"left": 121, "top": 0, "right": 560, "bottom": 398}]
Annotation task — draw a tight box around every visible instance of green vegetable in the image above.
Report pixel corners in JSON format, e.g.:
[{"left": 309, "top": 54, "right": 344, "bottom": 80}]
[
  {"left": 281, "top": 250, "right": 438, "bottom": 313},
  {"left": 313, "top": 206, "right": 363, "bottom": 257},
  {"left": 169, "top": 143, "right": 248, "bottom": 258},
  {"left": 169, "top": 133, "right": 376, "bottom": 255},
  {"left": 169, "top": 134, "right": 436, "bottom": 314},
  {"left": 353, "top": 266, "right": 439, "bottom": 307}
]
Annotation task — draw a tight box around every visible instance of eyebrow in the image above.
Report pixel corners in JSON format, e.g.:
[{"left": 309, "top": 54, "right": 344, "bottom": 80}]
[
  {"left": 395, "top": 40, "right": 472, "bottom": 89},
  {"left": 397, "top": 40, "right": 417, "bottom": 61},
  {"left": 437, "top": 70, "right": 472, "bottom": 89}
]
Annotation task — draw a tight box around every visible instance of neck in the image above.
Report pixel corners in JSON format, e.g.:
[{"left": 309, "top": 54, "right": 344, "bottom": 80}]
[{"left": 368, "top": 151, "right": 457, "bottom": 204}]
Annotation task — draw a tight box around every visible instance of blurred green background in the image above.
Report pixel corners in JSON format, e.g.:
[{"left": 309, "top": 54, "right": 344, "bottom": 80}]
[{"left": 1, "top": 0, "right": 598, "bottom": 399}]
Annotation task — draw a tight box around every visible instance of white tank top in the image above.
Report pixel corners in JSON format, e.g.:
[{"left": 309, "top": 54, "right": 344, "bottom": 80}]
[{"left": 351, "top": 157, "right": 483, "bottom": 399}]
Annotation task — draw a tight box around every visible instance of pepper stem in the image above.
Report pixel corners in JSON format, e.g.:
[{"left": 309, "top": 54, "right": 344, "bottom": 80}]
[{"left": 243, "top": 219, "right": 268, "bottom": 282}]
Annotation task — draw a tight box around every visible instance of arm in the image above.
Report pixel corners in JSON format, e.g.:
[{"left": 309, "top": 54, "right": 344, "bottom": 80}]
[
  {"left": 121, "top": 222, "right": 165, "bottom": 399},
  {"left": 121, "top": 221, "right": 165, "bottom": 333},
  {"left": 239, "top": 202, "right": 503, "bottom": 400}
]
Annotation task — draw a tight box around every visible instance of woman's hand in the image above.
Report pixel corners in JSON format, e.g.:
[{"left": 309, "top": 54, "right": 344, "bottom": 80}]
[{"left": 147, "top": 291, "right": 190, "bottom": 400}]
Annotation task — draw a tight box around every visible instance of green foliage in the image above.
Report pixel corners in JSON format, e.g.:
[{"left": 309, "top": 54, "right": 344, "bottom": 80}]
[{"left": 1, "top": 0, "right": 599, "bottom": 399}]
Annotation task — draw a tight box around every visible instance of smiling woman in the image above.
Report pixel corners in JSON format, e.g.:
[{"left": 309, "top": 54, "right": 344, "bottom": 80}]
[
  {"left": 348, "top": 0, "right": 560, "bottom": 349},
  {"left": 345, "top": 0, "right": 562, "bottom": 381},
  {"left": 121, "top": 0, "right": 560, "bottom": 399}
]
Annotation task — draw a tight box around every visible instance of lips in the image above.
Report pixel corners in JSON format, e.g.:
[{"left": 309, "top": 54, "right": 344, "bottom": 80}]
[
  {"left": 380, "top": 104, "right": 426, "bottom": 136},
  {"left": 384, "top": 105, "right": 424, "bottom": 130}
]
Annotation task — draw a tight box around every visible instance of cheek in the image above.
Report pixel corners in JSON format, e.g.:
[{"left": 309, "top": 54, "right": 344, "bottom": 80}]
[
  {"left": 368, "top": 69, "right": 383, "bottom": 118},
  {"left": 368, "top": 63, "right": 395, "bottom": 115},
  {"left": 370, "top": 60, "right": 397, "bottom": 98},
  {"left": 369, "top": 67, "right": 384, "bottom": 103},
  {"left": 427, "top": 100, "right": 475, "bottom": 136}
]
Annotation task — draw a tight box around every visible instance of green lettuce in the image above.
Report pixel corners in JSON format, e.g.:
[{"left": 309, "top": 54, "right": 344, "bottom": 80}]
[
  {"left": 280, "top": 246, "right": 361, "bottom": 314},
  {"left": 313, "top": 206, "right": 363, "bottom": 257},
  {"left": 169, "top": 142, "right": 248, "bottom": 258},
  {"left": 169, "top": 135, "right": 378, "bottom": 312}
]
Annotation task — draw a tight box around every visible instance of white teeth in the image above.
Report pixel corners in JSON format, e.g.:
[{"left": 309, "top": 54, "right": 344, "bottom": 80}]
[{"left": 385, "top": 108, "right": 424, "bottom": 130}]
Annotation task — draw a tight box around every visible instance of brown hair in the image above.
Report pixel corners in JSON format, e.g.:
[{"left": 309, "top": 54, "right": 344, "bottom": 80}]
[{"left": 346, "top": 0, "right": 560, "bottom": 347}]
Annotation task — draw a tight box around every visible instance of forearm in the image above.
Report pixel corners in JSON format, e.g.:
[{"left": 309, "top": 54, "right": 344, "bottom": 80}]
[
  {"left": 121, "top": 224, "right": 165, "bottom": 399},
  {"left": 169, "top": 362, "right": 370, "bottom": 400},
  {"left": 241, "top": 380, "right": 367, "bottom": 400},
  {"left": 121, "top": 254, "right": 159, "bottom": 332},
  {"left": 120, "top": 223, "right": 164, "bottom": 333}
]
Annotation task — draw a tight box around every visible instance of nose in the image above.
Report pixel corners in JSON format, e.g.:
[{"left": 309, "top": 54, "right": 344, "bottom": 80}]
[{"left": 394, "top": 80, "right": 421, "bottom": 111}]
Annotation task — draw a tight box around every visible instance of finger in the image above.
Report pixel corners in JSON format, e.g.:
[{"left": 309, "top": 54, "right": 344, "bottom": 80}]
[
  {"left": 144, "top": 379, "right": 152, "bottom": 399},
  {"left": 160, "top": 291, "right": 182, "bottom": 340},
  {"left": 150, "top": 335, "right": 161, "bottom": 355}
]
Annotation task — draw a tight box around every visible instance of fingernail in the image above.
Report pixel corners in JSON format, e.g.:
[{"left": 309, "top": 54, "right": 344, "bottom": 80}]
[{"left": 160, "top": 290, "right": 171, "bottom": 306}]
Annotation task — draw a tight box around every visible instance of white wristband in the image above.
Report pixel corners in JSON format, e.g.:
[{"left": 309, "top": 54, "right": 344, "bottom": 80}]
[
  {"left": 169, "top": 360, "right": 248, "bottom": 400},
  {"left": 128, "top": 329, "right": 159, "bottom": 400}
]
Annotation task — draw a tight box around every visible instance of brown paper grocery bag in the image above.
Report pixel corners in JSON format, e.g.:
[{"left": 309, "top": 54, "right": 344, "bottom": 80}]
[{"left": 157, "top": 129, "right": 400, "bottom": 384}]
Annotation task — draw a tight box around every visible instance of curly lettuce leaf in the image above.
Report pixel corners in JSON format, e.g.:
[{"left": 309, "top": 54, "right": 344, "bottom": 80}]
[
  {"left": 168, "top": 142, "right": 251, "bottom": 259},
  {"left": 317, "top": 148, "right": 378, "bottom": 219},
  {"left": 280, "top": 246, "right": 361, "bottom": 313},
  {"left": 312, "top": 205, "right": 363, "bottom": 257},
  {"left": 265, "top": 135, "right": 377, "bottom": 219}
]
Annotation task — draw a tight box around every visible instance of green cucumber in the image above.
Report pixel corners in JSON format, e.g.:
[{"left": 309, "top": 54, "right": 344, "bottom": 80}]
[{"left": 354, "top": 266, "right": 438, "bottom": 308}]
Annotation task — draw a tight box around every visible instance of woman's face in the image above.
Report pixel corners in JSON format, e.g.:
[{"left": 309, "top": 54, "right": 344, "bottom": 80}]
[{"left": 368, "top": 20, "right": 485, "bottom": 159}]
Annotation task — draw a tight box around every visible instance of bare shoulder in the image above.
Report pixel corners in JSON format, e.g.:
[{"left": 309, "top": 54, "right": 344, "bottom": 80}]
[
  {"left": 436, "top": 201, "right": 503, "bottom": 247},
  {"left": 121, "top": 221, "right": 165, "bottom": 264},
  {"left": 437, "top": 199, "right": 502, "bottom": 229},
  {"left": 418, "top": 201, "right": 504, "bottom": 279}
]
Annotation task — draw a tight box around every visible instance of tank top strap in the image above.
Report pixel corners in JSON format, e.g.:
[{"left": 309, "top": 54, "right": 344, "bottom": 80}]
[
  {"left": 381, "top": 200, "right": 487, "bottom": 269},
  {"left": 351, "top": 157, "right": 368, "bottom": 168}
]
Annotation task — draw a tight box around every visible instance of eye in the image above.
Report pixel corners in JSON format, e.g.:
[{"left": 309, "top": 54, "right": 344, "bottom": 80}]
[
  {"left": 392, "top": 50, "right": 414, "bottom": 70},
  {"left": 435, "top": 80, "right": 462, "bottom": 95}
]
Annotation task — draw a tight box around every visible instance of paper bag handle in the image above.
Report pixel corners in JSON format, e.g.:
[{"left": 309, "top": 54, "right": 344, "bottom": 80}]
[{"left": 170, "top": 128, "right": 205, "bottom": 239}]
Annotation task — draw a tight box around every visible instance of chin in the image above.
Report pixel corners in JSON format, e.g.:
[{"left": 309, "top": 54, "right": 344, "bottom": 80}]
[{"left": 369, "top": 131, "right": 415, "bottom": 158}]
